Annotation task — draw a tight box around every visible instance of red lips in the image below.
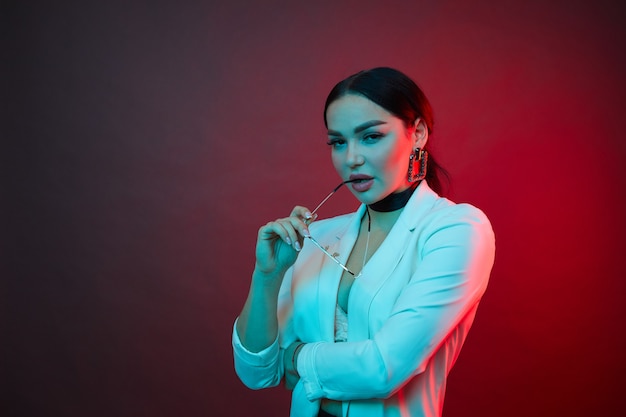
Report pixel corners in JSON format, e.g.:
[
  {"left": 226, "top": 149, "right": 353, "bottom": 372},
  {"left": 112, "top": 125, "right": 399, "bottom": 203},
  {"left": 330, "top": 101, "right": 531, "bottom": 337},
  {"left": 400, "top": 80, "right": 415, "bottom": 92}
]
[{"left": 348, "top": 174, "right": 374, "bottom": 192}]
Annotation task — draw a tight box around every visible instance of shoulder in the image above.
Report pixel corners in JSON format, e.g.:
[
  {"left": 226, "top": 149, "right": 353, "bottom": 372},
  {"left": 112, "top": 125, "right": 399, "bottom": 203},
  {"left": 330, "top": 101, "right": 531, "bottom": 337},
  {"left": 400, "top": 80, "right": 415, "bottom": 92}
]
[
  {"left": 404, "top": 183, "right": 491, "bottom": 227},
  {"left": 405, "top": 183, "right": 494, "bottom": 242},
  {"left": 430, "top": 199, "right": 492, "bottom": 229},
  {"left": 421, "top": 201, "right": 496, "bottom": 261}
]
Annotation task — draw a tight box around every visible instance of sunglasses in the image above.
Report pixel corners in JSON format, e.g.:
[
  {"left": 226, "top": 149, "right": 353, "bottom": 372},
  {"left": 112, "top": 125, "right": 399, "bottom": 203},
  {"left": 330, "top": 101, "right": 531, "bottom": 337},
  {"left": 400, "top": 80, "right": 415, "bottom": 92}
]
[{"left": 305, "top": 179, "right": 360, "bottom": 276}]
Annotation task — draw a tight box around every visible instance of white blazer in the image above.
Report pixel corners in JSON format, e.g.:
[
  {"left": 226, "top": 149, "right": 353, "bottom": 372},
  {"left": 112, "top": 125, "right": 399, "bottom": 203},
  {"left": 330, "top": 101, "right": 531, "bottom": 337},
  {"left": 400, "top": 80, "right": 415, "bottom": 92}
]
[{"left": 233, "top": 182, "right": 496, "bottom": 417}]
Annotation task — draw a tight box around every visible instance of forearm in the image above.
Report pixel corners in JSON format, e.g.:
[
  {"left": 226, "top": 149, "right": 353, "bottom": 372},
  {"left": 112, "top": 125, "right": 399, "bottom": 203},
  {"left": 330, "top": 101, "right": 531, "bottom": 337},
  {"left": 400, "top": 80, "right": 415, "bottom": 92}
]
[
  {"left": 297, "top": 304, "right": 479, "bottom": 401},
  {"left": 236, "top": 269, "right": 285, "bottom": 353}
]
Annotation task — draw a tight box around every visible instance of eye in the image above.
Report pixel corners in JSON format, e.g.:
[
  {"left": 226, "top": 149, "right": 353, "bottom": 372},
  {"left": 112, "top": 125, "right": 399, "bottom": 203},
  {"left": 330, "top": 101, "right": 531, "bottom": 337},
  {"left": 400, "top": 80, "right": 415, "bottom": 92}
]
[
  {"left": 362, "top": 132, "right": 383, "bottom": 143},
  {"left": 326, "top": 137, "right": 346, "bottom": 149}
]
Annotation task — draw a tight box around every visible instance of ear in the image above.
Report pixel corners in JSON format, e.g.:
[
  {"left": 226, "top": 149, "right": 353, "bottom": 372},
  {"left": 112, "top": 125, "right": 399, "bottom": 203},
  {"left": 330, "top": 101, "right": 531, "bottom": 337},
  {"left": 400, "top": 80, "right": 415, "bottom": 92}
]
[{"left": 412, "top": 118, "right": 429, "bottom": 149}]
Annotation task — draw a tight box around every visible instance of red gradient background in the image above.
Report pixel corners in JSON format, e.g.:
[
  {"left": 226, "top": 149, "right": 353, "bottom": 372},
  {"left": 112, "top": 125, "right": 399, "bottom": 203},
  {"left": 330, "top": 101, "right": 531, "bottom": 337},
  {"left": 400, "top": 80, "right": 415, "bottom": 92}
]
[{"left": 5, "top": 1, "right": 626, "bottom": 416}]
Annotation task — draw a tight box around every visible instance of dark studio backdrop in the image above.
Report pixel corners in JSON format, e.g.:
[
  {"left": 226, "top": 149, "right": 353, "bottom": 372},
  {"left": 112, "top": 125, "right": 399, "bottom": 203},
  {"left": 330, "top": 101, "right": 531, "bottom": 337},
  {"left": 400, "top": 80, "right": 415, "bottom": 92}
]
[{"left": 5, "top": 1, "right": 626, "bottom": 416}]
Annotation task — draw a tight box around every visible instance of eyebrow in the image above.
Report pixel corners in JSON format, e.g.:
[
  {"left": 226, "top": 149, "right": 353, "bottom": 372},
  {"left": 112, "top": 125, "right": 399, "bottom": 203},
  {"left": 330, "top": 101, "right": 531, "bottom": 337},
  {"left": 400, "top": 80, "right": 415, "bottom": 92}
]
[{"left": 327, "top": 120, "right": 387, "bottom": 136}]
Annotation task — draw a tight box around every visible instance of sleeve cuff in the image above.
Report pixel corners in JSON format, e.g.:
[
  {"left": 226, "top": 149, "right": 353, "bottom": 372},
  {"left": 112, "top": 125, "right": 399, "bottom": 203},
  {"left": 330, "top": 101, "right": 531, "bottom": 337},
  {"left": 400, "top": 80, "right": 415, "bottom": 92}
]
[
  {"left": 297, "top": 341, "right": 325, "bottom": 400},
  {"left": 232, "top": 318, "right": 280, "bottom": 366}
]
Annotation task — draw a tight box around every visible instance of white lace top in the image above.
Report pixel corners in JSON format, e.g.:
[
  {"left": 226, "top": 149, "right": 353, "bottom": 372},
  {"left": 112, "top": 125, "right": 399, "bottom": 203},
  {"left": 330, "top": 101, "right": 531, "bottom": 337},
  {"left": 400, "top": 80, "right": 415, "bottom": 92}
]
[{"left": 334, "top": 304, "right": 348, "bottom": 342}]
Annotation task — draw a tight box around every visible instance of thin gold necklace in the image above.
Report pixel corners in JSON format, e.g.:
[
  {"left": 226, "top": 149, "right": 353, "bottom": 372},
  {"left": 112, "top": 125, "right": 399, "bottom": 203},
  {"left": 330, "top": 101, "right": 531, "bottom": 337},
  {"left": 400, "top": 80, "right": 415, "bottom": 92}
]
[{"left": 357, "top": 208, "right": 372, "bottom": 278}]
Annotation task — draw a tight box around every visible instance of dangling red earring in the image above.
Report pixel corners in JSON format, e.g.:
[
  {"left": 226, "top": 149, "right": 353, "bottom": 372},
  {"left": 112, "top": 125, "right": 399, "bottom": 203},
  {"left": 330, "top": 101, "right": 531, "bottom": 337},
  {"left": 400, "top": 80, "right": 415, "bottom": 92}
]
[{"left": 407, "top": 148, "right": 428, "bottom": 183}]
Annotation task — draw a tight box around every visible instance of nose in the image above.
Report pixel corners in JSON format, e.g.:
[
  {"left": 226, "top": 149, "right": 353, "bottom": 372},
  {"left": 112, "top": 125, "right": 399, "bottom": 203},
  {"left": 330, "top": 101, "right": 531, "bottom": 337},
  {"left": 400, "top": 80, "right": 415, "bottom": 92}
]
[{"left": 345, "top": 141, "right": 364, "bottom": 168}]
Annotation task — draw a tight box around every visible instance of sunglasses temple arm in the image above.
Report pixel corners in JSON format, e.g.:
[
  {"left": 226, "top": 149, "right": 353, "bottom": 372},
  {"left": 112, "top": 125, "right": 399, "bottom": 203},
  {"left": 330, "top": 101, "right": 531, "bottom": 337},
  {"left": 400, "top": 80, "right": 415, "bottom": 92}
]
[
  {"left": 310, "top": 191, "right": 335, "bottom": 216},
  {"left": 310, "top": 180, "right": 354, "bottom": 216},
  {"left": 305, "top": 236, "right": 355, "bottom": 276}
]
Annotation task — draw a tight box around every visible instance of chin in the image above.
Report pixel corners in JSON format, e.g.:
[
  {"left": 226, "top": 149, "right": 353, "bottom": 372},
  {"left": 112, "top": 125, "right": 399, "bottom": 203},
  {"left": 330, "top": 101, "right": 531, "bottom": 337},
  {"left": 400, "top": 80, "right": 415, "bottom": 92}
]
[{"left": 356, "top": 191, "right": 386, "bottom": 206}]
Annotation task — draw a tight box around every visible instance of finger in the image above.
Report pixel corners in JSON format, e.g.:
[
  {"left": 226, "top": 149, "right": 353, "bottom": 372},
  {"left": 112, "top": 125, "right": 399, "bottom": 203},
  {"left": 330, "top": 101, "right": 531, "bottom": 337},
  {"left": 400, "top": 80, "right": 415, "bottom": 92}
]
[
  {"left": 277, "top": 220, "right": 302, "bottom": 251},
  {"left": 259, "top": 220, "right": 295, "bottom": 247},
  {"left": 290, "top": 206, "right": 314, "bottom": 222},
  {"left": 266, "top": 218, "right": 302, "bottom": 252},
  {"left": 304, "top": 213, "right": 319, "bottom": 226},
  {"left": 285, "top": 215, "right": 311, "bottom": 241}
]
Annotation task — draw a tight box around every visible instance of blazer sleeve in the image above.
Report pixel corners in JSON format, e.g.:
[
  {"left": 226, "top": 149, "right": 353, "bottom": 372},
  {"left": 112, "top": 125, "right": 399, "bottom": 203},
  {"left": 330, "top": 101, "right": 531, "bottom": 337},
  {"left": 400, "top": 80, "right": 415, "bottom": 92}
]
[
  {"left": 232, "top": 266, "right": 298, "bottom": 389},
  {"left": 296, "top": 205, "right": 496, "bottom": 401}
]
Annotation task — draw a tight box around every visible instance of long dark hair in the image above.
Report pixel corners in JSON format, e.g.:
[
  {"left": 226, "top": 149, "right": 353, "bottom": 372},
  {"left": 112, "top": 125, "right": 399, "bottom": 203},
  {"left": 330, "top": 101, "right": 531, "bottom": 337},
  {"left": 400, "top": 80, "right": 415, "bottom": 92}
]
[{"left": 323, "top": 67, "right": 449, "bottom": 196}]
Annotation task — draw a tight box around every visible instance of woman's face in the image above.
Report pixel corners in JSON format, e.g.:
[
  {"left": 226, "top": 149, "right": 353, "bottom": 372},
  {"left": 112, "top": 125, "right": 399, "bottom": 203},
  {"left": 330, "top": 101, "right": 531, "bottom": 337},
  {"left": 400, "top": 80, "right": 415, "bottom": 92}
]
[{"left": 325, "top": 94, "right": 428, "bottom": 205}]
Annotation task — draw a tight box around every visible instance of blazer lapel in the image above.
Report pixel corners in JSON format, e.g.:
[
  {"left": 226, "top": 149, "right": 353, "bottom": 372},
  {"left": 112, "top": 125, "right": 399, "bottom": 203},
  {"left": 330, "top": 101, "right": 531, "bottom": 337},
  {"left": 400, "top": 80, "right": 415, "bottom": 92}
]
[
  {"left": 347, "top": 181, "right": 440, "bottom": 339},
  {"left": 313, "top": 206, "right": 365, "bottom": 340}
]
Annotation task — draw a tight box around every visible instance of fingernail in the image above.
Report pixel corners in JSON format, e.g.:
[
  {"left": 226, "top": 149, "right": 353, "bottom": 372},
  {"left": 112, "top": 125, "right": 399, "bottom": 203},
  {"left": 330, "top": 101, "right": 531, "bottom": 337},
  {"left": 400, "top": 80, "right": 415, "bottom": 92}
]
[
  {"left": 285, "top": 236, "right": 292, "bottom": 245},
  {"left": 303, "top": 228, "right": 310, "bottom": 237},
  {"left": 294, "top": 241, "right": 301, "bottom": 251},
  {"left": 305, "top": 211, "right": 312, "bottom": 219}
]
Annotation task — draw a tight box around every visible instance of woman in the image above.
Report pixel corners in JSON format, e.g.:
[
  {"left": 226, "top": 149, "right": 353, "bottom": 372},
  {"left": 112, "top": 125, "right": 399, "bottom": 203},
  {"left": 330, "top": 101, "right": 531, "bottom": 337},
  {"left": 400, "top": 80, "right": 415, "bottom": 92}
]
[{"left": 232, "top": 67, "right": 495, "bottom": 417}]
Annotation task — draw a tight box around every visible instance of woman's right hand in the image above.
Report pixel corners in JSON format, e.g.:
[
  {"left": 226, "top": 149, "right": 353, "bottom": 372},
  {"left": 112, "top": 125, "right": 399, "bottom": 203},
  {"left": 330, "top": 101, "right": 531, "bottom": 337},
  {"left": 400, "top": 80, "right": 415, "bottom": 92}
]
[{"left": 254, "top": 206, "right": 315, "bottom": 277}]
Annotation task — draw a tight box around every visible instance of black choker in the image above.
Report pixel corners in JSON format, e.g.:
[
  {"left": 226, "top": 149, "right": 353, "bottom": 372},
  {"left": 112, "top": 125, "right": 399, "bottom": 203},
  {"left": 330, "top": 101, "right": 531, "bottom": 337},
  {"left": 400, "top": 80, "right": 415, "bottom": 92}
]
[{"left": 368, "top": 182, "right": 420, "bottom": 212}]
